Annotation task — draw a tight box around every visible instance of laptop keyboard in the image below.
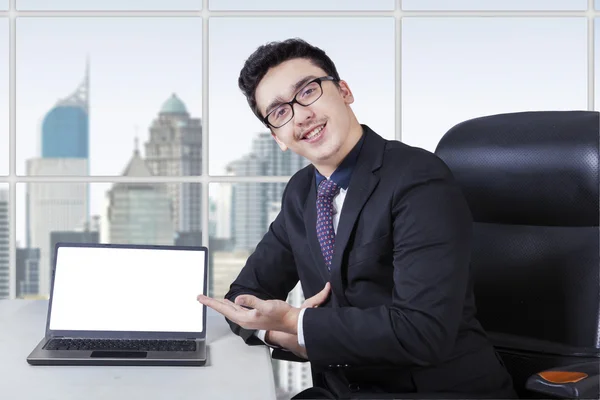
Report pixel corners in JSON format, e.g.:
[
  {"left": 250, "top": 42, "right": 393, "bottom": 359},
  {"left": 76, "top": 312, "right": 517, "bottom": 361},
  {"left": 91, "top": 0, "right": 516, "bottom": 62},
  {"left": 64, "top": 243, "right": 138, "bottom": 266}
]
[{"left": 44, "top": 338, "right": 197, "bottom": 352}]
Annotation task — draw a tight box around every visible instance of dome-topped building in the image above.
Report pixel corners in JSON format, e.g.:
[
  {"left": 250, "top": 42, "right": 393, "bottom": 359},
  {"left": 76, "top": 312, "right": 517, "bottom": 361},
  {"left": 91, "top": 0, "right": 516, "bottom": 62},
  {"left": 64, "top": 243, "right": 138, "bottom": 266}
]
[
  {"left": 144, "top": 93, "right": 202, "bottom": 234},
  {"left": 160, "top": 93, "right": 189, "bottom": 115}
]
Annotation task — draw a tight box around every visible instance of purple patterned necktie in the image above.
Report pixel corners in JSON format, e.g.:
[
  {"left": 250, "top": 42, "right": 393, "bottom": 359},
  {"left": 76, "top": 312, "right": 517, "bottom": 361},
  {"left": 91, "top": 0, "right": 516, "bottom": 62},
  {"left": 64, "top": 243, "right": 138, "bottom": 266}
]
[{"left": 316, "top": 179, "right": 340, "bottom": 271}]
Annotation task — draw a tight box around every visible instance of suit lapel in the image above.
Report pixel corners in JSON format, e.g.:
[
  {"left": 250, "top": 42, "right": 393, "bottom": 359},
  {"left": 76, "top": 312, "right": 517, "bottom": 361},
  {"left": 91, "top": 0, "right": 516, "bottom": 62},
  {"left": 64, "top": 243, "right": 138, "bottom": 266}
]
[
  {"left": 329, "top": 161, "right": 379, "bottom": 306},
  {"left": 330, "top": 127, "right": 384, "bottom": 306}
]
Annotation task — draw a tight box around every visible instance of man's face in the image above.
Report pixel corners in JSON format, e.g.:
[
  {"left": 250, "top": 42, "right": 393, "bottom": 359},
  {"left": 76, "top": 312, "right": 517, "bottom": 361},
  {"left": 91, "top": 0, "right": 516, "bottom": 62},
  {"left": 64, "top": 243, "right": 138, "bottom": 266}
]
[{"left": 254, "top": 58, "right": 355, "bottom": 166}]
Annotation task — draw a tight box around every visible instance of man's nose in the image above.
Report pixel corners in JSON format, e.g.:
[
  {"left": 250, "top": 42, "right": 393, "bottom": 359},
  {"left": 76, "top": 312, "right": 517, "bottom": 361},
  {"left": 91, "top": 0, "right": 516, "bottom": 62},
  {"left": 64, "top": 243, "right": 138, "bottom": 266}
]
[{"left": 293, "top": 103, "right": 315, "bottom": 125}]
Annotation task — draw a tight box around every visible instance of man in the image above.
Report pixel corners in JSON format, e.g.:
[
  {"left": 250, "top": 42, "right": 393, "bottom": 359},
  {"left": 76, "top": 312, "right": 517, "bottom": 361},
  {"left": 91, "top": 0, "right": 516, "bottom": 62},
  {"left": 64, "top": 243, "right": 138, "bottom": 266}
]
[{"left": 197, "top": 38, "right": 517, "bottom": 399}]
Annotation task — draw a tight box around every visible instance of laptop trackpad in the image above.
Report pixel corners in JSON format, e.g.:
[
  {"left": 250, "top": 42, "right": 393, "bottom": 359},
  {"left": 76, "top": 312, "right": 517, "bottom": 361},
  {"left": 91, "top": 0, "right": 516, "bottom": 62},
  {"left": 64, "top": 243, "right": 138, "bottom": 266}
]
[{"left": 90, "top": 351, "right": 147, "bottom": 358}]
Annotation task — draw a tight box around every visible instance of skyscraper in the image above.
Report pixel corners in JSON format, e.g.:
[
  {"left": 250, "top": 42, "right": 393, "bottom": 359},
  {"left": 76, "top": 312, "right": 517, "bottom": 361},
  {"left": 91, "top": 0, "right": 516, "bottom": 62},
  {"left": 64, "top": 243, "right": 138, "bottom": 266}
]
[
  {"left": 0, "top": 188, "right": 9, "bottom": 299},
  {"left": 27, "top": 61, "right": 90, "bottom": 297},
  {"left": 27, "top": 159, "right": 88, "bottom": 296},
  {"left": 228, "top": 132, "right": 309, "bottom": 252},
  {"left": 227, "top": 154, "right": 266, "bottom": 252},
  {"left": 102, "top": 146, "right": 174, "bottom": 245},
  {"left": 144, "top": 94, "right": 202, "bottom": 234},
  {"left": 16, "top": 248, "right": 40, "bottom": 298},
  {"left": 41, "top": 59, "right": 89, "bottom": 160}
]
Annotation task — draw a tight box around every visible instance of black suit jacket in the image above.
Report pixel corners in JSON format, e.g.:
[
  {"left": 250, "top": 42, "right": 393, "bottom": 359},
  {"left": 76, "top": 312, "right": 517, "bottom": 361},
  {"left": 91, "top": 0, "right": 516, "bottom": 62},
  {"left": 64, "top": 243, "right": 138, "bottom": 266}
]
[{"left": 225, "top": 126, "right": 515, "bottom": 398}]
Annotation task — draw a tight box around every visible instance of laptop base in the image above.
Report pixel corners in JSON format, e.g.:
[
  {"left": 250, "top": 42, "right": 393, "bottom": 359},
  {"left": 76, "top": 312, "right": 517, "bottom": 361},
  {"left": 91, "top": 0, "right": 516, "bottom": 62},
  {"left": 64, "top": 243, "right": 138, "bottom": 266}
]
[{"left": 27, "top": 338, "right": 207, "bottom": 367}]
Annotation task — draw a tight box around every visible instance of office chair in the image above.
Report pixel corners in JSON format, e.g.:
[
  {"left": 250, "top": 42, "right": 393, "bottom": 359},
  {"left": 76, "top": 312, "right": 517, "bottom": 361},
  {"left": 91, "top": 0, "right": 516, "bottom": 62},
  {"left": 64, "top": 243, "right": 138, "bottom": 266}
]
[{"left": 434, "top": 110, "right": 600, "bottom": 399}]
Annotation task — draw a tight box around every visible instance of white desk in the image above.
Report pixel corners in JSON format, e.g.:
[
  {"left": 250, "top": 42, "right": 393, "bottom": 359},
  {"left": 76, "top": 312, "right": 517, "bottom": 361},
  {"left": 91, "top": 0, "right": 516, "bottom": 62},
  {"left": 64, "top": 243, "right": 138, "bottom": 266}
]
[{"left": 0, "top": 300, "right": 277, "bottom": 400}]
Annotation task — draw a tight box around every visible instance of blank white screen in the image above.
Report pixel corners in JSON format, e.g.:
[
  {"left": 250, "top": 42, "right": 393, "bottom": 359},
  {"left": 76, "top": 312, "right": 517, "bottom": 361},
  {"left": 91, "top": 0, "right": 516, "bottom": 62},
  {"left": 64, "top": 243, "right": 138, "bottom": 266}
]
[{"left": 49, "top": 246, "right": 205, "bottom": 333}]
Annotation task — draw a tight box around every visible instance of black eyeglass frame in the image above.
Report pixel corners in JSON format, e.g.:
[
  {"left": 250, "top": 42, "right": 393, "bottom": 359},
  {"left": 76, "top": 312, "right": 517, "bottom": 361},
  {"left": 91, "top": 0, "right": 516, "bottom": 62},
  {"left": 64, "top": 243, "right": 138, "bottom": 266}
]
[{"left": 261, "top": 75, "right": 337, "bottom": 129}]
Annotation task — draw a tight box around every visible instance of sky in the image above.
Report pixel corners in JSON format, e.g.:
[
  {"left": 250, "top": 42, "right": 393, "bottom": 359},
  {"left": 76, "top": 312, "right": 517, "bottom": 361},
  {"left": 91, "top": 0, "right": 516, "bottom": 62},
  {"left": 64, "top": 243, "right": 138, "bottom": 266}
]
[{"left": 0, "top": 10, "right": 598, "bottom": 245}]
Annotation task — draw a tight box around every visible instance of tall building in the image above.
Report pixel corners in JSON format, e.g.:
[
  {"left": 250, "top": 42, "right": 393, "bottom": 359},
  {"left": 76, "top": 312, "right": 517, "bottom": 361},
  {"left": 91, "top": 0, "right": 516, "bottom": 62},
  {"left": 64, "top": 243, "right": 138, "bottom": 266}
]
[
  {"left": 16, "top": 248, "right": 40, "bottom": 298},
  {"left": 27, "top": 159, "right": 89, "bottom": 296},
  {"left": 228, "top": 132, "right": 309, "bottom": 252},
  {"left": 41, "top": 60, "right": 89, "bottom": 161},
  {"left": 227, "top": 154, "right": 266, "bottom": 252},
  {"left": 102, "top": 146, "right": 174, "bottom": 245},
  {"left": 144, "top": 94, "right": 202, "bottom": 234},
  {"left": 27, "top": 61, "right": 90, "bottom": 297},
  {"left": 0, "top": 189, "right": 8, "bottom": 299},
  {"left": 252, "top": 132, "right": 309, "bottom": 219}
]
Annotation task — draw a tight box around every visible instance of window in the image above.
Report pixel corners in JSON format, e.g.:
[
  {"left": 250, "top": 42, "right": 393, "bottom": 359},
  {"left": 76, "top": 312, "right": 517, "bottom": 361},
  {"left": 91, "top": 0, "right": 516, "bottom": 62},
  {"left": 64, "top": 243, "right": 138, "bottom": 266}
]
[
  {"left": 597, "top": 18, "right": 600, "bottom": 110},
  {"left": 403, "top": 0, "right": 587, "bottom": 10},
  {"left": 0, "top": 18, "right": 6, "bottom": 176},
  {"left": 210, "top": 0, "right": 394, "bottom": 11},
  {"left": 17, "top": 0, "right": 201, "bottom": 11},
  {"left": 17, "top": 17, "right": 202, "bottom": 176},
  {"left": 17, "top": 181, "right": 202, "bottom": 297},
  {"left": 0, "top": 184, "right": 7, "bottom": 299},
  {"left": 209, "top": 17, "right": 395, "bottom": 175},
  {"left": 402, "top": 17, "right": 587, "bottom": 152}
]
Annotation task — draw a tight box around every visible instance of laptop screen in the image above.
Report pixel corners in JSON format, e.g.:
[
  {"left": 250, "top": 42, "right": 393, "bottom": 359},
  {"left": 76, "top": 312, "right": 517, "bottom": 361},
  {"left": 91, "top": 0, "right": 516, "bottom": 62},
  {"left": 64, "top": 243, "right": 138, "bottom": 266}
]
[{"left": 48, "top": 245, "right": 206, "bottom": 334}]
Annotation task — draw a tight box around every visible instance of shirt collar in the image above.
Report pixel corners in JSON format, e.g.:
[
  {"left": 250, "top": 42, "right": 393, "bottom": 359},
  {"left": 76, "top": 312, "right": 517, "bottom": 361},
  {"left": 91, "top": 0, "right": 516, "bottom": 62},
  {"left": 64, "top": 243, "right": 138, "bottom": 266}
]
[{"left": 315, "top": 128, "right": 365, "bottom": 191}]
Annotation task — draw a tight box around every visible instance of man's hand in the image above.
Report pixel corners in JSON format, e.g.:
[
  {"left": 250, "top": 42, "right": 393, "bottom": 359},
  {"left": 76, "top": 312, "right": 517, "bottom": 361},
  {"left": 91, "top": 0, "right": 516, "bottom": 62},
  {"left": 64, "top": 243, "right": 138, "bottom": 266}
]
[
  {"left": 301, "top": 282, "right": 331, "bottom": 309},
  {"left": 196, "top": 294, "right": 300, "bottom": 334},
  {"left": 264, "top": 282, "right": 331, "bottom": 358}
]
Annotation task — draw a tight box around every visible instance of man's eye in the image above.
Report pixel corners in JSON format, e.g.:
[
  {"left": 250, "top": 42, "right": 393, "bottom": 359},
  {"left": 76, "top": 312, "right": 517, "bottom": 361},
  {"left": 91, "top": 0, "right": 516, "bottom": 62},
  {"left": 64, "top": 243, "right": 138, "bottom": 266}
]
[{"left": 301, "top": 88, "right": 315, "bottom": 97}]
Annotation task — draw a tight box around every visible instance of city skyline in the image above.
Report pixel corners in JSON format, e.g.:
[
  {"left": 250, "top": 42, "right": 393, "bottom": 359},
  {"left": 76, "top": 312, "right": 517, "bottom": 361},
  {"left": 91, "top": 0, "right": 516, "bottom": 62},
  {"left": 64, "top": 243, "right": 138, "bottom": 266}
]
[{"left": 10, "top": 17, "right": 594, "bottom": 178}]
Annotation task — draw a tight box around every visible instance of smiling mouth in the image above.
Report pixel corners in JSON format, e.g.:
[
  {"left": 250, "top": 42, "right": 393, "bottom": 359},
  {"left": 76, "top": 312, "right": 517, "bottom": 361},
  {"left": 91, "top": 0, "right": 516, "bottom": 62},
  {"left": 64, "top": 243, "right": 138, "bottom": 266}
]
[{"left": 301, "top": 123, "right": 326, "bottom": 141}]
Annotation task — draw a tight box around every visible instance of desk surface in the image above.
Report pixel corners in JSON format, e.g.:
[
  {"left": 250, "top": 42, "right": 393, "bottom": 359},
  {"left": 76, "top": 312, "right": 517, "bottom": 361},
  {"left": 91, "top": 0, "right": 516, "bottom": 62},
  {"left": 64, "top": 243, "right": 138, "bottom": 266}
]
[{"left": 0, "top": 299, "right": 276, "bottom": 400}]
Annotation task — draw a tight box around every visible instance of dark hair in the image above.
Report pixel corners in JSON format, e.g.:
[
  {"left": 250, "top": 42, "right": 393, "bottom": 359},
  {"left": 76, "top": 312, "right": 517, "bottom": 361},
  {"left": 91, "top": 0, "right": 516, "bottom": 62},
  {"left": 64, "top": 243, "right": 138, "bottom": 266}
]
[{"left": 238, "top": 38, "right": 341, "bottom": 122}]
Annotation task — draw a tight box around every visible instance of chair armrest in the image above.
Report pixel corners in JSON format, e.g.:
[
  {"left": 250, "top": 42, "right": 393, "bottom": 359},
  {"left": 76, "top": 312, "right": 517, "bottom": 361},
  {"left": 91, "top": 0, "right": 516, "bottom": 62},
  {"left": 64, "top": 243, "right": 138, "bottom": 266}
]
[{"left": 526, "top": 360, "right": 599, "bottom": 399}]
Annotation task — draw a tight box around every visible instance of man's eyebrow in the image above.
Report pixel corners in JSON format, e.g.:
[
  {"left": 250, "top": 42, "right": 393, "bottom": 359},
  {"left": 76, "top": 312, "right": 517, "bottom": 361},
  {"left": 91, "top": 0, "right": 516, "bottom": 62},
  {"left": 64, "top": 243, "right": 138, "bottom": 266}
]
[{"left": 264, "top": 75, "right": 317, "bottom": 116}]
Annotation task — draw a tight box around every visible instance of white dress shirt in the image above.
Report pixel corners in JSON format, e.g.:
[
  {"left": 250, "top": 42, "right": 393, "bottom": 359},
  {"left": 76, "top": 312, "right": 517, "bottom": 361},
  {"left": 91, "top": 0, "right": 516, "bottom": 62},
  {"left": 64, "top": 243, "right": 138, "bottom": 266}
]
[{"left": 255, "top": 181, "right": 347, "bottom": 349}]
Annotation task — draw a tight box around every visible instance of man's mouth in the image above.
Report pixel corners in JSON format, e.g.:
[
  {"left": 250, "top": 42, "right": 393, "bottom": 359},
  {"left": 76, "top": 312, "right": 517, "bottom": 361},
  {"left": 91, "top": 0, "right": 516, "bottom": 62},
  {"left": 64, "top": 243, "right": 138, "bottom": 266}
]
[{"left": 301, "top": 123, "right": 327, "bottom": 141}]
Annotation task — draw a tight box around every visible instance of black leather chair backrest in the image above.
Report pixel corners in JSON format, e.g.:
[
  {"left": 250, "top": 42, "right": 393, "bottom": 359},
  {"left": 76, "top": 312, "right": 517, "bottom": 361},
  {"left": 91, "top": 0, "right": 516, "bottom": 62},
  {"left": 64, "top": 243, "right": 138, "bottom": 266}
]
[{"left": 434, "top": 111, "right": 599, "bottom": 353}]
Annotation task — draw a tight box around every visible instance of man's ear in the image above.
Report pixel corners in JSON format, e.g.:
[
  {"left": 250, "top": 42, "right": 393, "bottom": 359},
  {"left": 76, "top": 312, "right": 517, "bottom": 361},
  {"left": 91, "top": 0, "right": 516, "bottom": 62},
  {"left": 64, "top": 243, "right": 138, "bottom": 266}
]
[
  {"left": 338, "top": 80, "right": 355, "bottom": 105},
  {"left": 271, "top": 131, "right": 288, "bottom": 151}
]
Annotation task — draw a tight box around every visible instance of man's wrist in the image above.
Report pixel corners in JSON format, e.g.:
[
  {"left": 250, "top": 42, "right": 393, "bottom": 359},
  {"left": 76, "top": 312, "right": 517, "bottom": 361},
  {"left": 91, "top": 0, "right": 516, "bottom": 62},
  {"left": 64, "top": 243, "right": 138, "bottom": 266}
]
[
  {"left": 265, "top": 330, "right": 275, "bottom": 346},
  {"left": 284, "top": 307, "right": 301, "bottom": 335}
]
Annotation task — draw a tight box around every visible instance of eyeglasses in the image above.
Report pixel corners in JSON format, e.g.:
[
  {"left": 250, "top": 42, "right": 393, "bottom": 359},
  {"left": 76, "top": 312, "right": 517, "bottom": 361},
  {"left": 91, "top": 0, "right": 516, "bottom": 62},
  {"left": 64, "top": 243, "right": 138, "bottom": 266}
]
[{"left": 262, "top": 76, "right": 337, "bottom": 129}]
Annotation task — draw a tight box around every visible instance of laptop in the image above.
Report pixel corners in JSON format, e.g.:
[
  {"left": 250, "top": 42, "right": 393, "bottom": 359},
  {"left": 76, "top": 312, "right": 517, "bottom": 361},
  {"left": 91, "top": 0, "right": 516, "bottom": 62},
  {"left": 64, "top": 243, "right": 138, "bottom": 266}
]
[{"left": 27, "top": 242, "right": 208, "bottom": 366}]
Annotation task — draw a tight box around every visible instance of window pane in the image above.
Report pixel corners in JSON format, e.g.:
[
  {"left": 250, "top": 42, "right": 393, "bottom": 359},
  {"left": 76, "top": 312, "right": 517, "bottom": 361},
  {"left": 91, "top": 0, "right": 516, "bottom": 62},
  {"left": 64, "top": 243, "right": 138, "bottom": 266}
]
[
  {"left": 597, "top": 18, "right": 600, "bottom": 110},
  {"left": 18, "top": 0, "right": 201, "bottom": 11},
  {"left": 17, "top": 17, "right": 202, "bottom": 176},
  {"left": 0, "top": 185, "right": 8, "bottom": 299},
  {"left": 1, "top": 1, "right": 6, "bottom": 10},
  {"left": 403, "top": 0, "right": 586, "bottom": 10},
  {"left": 597, "top": 0, "right": 600, "bottom": 9},
  {"left": 210, "top": 0, "right": 394, "bottom": 11},
  {"left": 209, "top": 182, "right": 311, "bottom": 397},
  {"left": 18, "top": 180, "right": 202, "bottom": 297},
  {"left": 402, "top": 18, "right": 587, "bottom": 153},
  {"left": 0, "top": 18, "right": 7, "bottom": 176},
  {"left": 209, "top": 18, "right": 395, "bottom": 175}
]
